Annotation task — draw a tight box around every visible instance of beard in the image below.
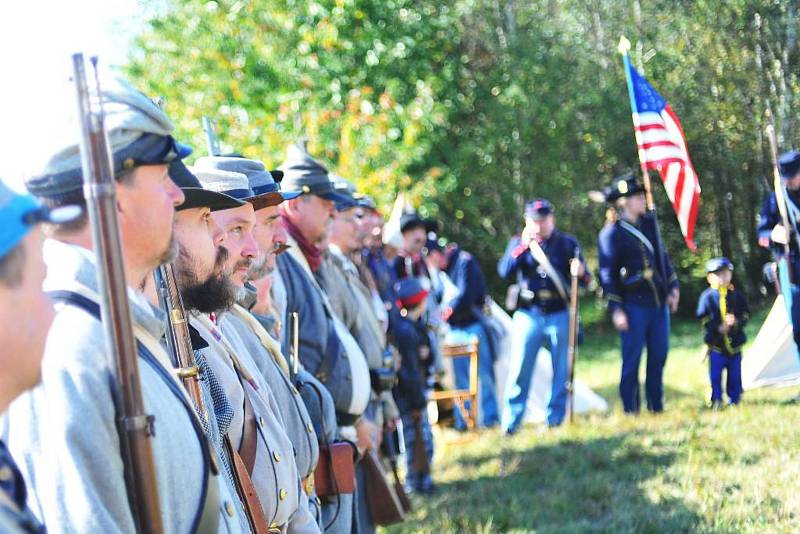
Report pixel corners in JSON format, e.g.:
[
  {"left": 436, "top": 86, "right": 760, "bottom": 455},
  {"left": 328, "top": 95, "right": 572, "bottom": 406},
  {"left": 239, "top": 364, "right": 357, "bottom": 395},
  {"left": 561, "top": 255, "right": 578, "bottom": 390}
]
[
  {"left": 247, "top": 251, "right": 276, "bottom": 282},
  {"left": 177, "top": 245, "right": 237, "bottom": 313},
  {"left": 158, "top": 233, "right": 179, "bottom": 266},
  {"left": 247, "top": 254, "right": 269, "bottom": 281}
]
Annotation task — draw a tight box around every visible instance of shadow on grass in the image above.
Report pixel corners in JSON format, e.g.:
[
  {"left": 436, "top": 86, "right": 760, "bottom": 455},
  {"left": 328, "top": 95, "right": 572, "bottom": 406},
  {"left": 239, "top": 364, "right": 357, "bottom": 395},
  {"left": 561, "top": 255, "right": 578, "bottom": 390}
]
[
  {"left": 391, "top": 434, "right": 701, "bottom": 533},
  {"left": 591, "top": 381, "right": 697, "bottom": 413}
]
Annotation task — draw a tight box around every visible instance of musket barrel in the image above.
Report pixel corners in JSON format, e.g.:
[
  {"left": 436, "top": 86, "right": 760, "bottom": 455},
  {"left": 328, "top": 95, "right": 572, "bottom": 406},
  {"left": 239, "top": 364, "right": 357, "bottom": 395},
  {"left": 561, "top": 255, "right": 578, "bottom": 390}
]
[
  {"left": 155, "top": 264, "right": 206, "bottom": 418},
  {"left": 72, "top": 53, "right": 164, "bottom": 534}
]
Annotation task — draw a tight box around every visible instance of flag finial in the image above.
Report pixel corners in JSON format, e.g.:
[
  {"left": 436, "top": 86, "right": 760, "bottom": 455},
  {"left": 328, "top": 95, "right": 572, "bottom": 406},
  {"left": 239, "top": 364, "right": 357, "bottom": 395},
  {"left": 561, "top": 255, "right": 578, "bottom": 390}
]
[{"left": 618, "top": 35, "right": 631, "bottom": 55}]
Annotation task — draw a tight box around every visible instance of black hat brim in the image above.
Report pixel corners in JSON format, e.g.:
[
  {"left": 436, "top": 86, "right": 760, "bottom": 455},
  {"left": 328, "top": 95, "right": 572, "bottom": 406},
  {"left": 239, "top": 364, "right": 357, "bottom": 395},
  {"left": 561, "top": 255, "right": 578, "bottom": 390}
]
[
  {"left": 178, "top": 188, "right": 246, "bottom": 212},
  {"left": 319, "top": 190, "right": 352, "bottom": 204}
]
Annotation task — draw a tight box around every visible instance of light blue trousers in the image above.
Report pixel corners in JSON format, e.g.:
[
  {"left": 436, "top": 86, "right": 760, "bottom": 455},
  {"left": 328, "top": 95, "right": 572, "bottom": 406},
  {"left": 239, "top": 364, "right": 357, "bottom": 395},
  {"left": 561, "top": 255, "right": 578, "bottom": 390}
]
[
  {"left": 502, "top": 308, "right": 569, "bottom": 432},
  {"left": 450, "top": 321, "right": 500, "bottom": 429}
]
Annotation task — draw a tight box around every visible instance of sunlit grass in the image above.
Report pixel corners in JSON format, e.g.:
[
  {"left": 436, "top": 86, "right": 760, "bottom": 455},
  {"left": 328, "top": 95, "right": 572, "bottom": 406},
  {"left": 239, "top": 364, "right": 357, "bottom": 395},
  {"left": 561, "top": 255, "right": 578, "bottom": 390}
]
[{"left": 386, "top": 305, "right": 800, "bottom": 533}]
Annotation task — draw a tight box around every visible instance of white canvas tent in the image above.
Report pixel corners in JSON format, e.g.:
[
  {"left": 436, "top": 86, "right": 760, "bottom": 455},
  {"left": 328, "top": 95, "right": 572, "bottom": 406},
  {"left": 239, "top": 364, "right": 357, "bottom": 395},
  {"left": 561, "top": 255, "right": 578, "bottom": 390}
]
[
  {"left": 440, "top": 296, "right": 609, "bottom": 423},
  {"left": 488, "top": 301, "right": 609, "bottom": 422},
  {"left": 742, "top": 295, "right": 800, "bottom": 390}
]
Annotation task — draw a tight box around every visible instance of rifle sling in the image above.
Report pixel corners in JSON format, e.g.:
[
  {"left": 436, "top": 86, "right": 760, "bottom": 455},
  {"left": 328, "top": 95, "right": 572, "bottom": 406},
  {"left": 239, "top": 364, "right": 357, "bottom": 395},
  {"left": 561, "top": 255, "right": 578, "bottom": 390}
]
[
  {"left": 47, "top": 290, "right": 220, "bottom": 534},
  {"left": 225, "top": 435, "right": 270, "bottom": 533},
  {"left": 238, "top": 382, "right": 259, "bottom": 476},
  {"left": 527, "top": 239, "right": 569, "bottom": 303}
]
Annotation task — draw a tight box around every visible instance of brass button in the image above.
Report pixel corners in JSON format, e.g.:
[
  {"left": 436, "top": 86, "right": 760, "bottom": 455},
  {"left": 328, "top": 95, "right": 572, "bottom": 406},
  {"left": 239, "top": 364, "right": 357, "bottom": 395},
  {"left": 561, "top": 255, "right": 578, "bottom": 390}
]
[
  {"left": 291, "top": 385, "right": 299, "bottom": 395},
  {"left": 0, "top": 466, "right": 12, "bottom": 481},
  {"left": 279, "top": 488, "right": 287, "bottom": 500},
  {"left": 306, "top": 423, "right": 314, "bottom": 433},
  {"left": 258, "top": 416, "right": 265, "bottom": 428},
  {"left": 273, "top": 451, "right": 281, "bottom": 462},
  {"left": 224, "top": 501, "right": 235, "bottom": 517}
]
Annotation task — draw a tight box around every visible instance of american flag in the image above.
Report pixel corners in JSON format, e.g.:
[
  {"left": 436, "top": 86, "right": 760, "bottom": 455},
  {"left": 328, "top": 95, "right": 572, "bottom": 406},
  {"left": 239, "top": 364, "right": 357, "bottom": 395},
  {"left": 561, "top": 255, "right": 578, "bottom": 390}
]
[{"left": 623, "top": 55, "right": 701, "bottom": 250}]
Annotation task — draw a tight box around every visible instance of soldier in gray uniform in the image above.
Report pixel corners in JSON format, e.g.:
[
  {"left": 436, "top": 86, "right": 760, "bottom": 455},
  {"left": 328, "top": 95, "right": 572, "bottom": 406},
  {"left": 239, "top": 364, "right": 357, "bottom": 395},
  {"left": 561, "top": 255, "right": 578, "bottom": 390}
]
[
  {"left": 192, "top": 156, "right": 337, "bottom": 529},
  {"left": 275, "top": 142, "right": 375, "bottom": 533},
  {"left": 0, "top": 179, "right": 80, "bottom": 533},
  {"left": 316, "top": 177, "right": 400, "bottom": 533},
  {"left": 2, "top": 76, "right": 247, "bottom": 532},
  {"left": 188, "top": 164, "right": 319, "bottom": 533}
]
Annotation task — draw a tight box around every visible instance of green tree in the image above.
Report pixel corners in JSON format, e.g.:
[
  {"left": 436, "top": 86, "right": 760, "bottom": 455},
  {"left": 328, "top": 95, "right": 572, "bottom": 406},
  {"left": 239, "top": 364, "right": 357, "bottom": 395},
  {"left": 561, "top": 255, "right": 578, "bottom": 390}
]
[{"left": 128, "top": 0, "right": 800, "bottom": 310}]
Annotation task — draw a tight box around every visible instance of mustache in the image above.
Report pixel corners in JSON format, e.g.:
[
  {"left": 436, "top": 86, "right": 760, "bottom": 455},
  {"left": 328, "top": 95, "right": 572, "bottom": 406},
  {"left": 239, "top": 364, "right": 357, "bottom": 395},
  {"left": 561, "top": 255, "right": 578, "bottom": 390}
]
[
  {"left": 231, "top": 257, "right": 253, "bottom": 273},
  {"left": 271, "top": 242, "right": 291, "bottom": 255}
]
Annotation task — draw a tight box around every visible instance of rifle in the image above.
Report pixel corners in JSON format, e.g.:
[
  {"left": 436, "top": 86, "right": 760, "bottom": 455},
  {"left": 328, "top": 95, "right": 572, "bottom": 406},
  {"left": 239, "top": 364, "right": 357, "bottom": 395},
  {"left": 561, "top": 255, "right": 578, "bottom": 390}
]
[
  {"left": 411, "top": 411, "right": 430, "bottom": 476},
  {"left": 154, "top": 264, "right": 207, "bottom": 417},
  {"left": 155, "top": 263, "right": 270, "bottom": 533},
  {"left": 289, "top": 312, "right": 300, "bottom": 379},
  {"left": 766, "top": 124, "right": 798, "bottom": 318},
  {"left": 565, "top": 248, "right": 581, "bottom": 424},
  {"left": 381, "top": 430, "right": 412, "bottom": 513},
  {"left": 766, "top": 125, "right": 799, "bottom": 262},
  {"left": 72, "top": 53, "right": 163, "bottom": 533},
  {"left": 202, "top": 116, "right": 221, "bottom": 156}
]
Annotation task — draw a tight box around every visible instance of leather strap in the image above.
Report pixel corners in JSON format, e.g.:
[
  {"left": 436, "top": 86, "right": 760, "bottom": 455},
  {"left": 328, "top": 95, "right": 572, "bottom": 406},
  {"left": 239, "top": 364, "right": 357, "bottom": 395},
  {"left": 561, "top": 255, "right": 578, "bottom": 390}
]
[
  {"left": 619, "top": 220, "right": 655, "bottom": 255},
  {"left": 527, "top": 239, "right": 569, "bottom": 303},
  {"left": 47, "top": 290, "right": 221, "bottom": 534},
  {"left": 230, "top": 304, "right": 291, "bottom": 376},
  {"left": 238, "top": 385, "right": 258, "bottom": 476},
  {"left": 225, "top": 435, "right": 270, "bottom": 534}
]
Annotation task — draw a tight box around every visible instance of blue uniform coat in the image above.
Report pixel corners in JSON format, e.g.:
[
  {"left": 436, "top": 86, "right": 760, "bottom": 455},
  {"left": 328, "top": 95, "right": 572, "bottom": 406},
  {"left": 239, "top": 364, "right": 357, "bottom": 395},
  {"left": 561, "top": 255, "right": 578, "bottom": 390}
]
[
  {"left": 696, "top": 286, "right": 749, "bottom": 355},
  {"left": 598, "top": 214, "right": 679, "bottom": 312}
]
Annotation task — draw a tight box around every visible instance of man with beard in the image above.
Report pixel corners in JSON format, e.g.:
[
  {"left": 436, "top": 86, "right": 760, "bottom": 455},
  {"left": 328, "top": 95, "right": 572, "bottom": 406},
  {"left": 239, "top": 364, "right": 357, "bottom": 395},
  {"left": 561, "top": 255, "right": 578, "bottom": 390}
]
[
  {"left": 2, "top": 76, "right": 247, "bottom": 532},
  {"left": 143, "top": 159, "right": 254, "bottom": 530},
  {"left": 316, "top": 177, "right": 400, "bottom": 533},
  {"left": 189, "top": 163, "right": 319, "bottom": 533},
  {"left": 194, "top": 157, "right": 336, "bottom": 531},
  {"left": 275, "top": 142, "right": 372, "bottom": 533}
]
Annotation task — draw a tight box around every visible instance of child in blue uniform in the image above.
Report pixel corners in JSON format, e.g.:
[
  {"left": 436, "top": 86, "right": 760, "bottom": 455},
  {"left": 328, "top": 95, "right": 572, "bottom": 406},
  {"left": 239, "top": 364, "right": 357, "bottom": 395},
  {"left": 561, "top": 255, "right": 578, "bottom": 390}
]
[
  {"left": 391, "top": 277, "right": 436, "bottom": 494},
  {"left": 696, "top": 257, "right": 749, "bottom": 407}
]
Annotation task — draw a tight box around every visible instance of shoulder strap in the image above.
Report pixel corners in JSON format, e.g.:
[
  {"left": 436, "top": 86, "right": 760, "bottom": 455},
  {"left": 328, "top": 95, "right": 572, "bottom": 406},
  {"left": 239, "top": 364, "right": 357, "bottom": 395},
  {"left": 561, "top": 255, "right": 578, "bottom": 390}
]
[
  {"left": 46, "top": 290, "right": 221, "bottom": 534},
  {"left": 230, "top": 304, "right": 291, "bottom": 376},
  {"left": 618, "top": 221, "right": 655, "bottom": 256},
  {"left": 527, "top": 240, "right": 569, "bottom": 302}
]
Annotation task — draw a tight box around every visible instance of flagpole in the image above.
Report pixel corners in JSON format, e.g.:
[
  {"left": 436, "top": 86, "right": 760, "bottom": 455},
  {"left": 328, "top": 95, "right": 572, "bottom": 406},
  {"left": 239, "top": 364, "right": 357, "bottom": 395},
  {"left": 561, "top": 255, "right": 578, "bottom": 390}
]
[{"left": 618, "top": 35, "right": 670, "bottom": 302}]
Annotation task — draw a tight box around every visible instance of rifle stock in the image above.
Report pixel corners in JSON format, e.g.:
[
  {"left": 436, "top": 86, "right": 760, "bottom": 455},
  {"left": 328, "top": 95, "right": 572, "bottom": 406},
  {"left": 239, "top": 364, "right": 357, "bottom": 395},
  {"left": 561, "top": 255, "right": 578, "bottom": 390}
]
[
  {"left": 72, "top": 53, "right": 163, "bottom": 533},
  {"left": 411, "top": 413, "right": 430, "bottom": 476}
]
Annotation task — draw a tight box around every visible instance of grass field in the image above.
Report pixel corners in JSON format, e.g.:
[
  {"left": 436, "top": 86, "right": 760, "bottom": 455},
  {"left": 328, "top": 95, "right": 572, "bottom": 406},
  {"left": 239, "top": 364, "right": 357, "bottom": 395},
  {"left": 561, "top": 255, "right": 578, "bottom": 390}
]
[{"left": 386, "top": 303, "right": 800, "bottom": 533}]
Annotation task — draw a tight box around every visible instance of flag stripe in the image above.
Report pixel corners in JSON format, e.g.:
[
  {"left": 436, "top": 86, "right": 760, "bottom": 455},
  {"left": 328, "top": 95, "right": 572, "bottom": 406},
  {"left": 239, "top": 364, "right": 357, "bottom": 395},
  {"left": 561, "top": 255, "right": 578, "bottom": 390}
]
[{"left": 626, "top": 59, "right": 701, "bottom": 250}]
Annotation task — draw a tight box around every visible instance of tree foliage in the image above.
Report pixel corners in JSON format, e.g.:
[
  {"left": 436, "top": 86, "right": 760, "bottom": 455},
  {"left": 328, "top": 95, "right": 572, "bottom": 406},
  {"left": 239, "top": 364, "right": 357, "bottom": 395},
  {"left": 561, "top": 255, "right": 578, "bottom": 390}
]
[{"left": 127, "top": 0, "right": 800, "bottom": 310}]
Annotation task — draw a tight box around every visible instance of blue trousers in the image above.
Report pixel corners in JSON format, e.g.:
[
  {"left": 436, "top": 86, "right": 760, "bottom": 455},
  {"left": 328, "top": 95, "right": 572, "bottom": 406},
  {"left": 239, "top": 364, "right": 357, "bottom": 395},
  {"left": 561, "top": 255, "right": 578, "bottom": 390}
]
[
  {"left": 450, "top": 321, "right": 500, "bottom": 429},
  {"left": 709, "top": 351, "right": 742, "bottom": 404},
  {"left": 502, "top": 308, "right": 569, "bottom": 432},
  {"left": 619, "top": 303, "right": 670, "bottom": 413},
  {"left": 400, "top": 411, "right": 434, "bottom": 491}
]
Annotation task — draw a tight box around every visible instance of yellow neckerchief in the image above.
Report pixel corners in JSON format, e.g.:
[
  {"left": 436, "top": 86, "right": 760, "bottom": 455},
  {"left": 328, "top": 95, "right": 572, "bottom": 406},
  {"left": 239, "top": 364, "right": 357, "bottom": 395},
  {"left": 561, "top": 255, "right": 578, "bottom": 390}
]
[
  {"left": 710, "top": 281, "right": 736, "bottom": 354},
  {"left": 228, "top": 304, "right": 291, "bottom": 376}
]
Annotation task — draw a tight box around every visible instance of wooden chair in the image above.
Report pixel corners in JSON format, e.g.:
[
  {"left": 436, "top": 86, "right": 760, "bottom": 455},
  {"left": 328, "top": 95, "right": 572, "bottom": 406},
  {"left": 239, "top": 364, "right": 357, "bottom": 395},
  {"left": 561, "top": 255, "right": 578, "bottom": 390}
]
[{"left": 429, "top": 338, "right": 480, "bottom": 429}]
